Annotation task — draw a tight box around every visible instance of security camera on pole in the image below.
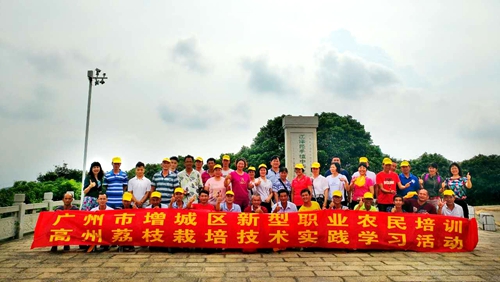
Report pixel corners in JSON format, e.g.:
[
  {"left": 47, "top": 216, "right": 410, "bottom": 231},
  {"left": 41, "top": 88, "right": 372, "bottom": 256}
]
[{"left": 80, "top": 69, "right": 108, "bottom": 210}]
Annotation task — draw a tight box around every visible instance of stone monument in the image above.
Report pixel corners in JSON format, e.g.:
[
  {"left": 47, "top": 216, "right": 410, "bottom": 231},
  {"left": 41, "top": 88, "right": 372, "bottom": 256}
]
[{"left": 282, "top": 115, "right": 319, "bottom": 180}]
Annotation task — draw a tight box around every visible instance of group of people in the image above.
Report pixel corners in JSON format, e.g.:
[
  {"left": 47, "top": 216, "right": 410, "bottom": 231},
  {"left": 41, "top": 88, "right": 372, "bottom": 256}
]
[
  {"left": 79, "top": 155, "right": 472, "bottom": 218},
  {"left": 50, "top": 155, "right": 472, "bottom": 252}
]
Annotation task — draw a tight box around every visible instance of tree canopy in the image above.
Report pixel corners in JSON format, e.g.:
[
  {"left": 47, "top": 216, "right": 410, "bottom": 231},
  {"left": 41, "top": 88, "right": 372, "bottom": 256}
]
[{"left": 1, "top": 112, "right": 498, "bottom": 207}]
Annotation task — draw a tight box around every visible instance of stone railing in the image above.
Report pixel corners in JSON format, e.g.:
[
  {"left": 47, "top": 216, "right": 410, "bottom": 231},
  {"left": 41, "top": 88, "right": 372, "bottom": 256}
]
[{"left": 0, "top": 192, "right": 80, "bottom": 241}]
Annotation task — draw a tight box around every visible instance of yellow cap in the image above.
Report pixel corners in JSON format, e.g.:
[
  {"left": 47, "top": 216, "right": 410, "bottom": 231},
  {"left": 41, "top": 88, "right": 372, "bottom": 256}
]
[
  {"left": 214, "top": 164, "right": 222, "bottom": 169},
  {"left": 400, "top": 160, "right": 410, "bottom": 167},
  {"left": 404, "top": 191, "right": 417, "bottom": 199},
  {"left": 363, "top": 192, "right": 374, "bottom": 199},
  {"left": 162, "top": 157, "right": 171, "bottom": 163},
  {"left": 122, "top": 192, "right": 132, "bottom": 201},
  {"left": 195, "top": 157, "right": 203, "bottom": 162},
  {"left": 443, "top": 190, "right": 455, "bottom": 196},
  {"left": 295, "top": 163, "right": 305, "bottom": 169},
  {"left": 151, "top": 191, "right": 162, "bottom": 198},
  {"left": 258, "top": 164, "right": 267, "bottom": 169},
  {"left": 174, "top": 187, "right": 185, "bottom": 194},
  {"left": 222, "top": 155, "right": 230, "bottom": 161},
  {"left": 332, "top": 190, "right": 343, "bottom": 197},
  {"left": 382, "top": 158, "right": 393, "bottom": 165},
  {"left": 359, "top": 157, "right": 368, "bottom": 163},
  {"left": 247, "top": 166, "right": 256, "bottom": 171},
  {"left": 311, "top": 162, "right": 321, "bottom": 168},
  {"left": 226, "top": 190, "right": 235, "bottom": 196},
  {"left": 112, "top": 157, "right": 122, "bottom": 163}
]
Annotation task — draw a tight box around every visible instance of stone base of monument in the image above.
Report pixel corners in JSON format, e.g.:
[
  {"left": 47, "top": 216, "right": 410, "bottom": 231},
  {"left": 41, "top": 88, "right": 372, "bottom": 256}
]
[
  {"left": 468, "top": 205, "right": 475, "bottom": 219},
  {"left": 479, "top": 212, "right": 497, "bottom": 231}
]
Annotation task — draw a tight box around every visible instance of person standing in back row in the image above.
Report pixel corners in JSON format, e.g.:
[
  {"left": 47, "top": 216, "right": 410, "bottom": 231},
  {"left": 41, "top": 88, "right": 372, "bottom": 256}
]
[
  {"left": 225, "top": 158, "right": 253, "bottom": 211},
  {"left": 376, "top": 158, "right": 409, "bottom": 212},
  {"left": 82, "top": 161, "right": 105, "bottom": 211},
  {"left": 442, "top": 162, "right": 472, "bottom": 219},
  {"left": 419, "top": 163, "right": 444, "bottom": 208},
  {"left": 266, "top": 155, "right": 281, "bottom": 185},
  {"left": 104, "top": 157, "right": 128, "bottom": 209},
  {"left": 291, "top": 163, "right": 312, "bottom": 209},
  {"left": 128, "top": 162, "right": 151, "bottom": 208}
]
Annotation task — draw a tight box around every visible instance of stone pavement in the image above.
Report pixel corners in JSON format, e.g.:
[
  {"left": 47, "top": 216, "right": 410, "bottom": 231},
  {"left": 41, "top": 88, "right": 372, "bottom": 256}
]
[{"left": 0, "top": 230, "right": 499, "bottom": 282}]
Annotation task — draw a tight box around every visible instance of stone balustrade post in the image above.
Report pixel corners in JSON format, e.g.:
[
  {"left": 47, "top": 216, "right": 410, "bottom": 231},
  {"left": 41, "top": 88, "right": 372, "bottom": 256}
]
[{"left": 14, "top": 194, "right": 26, "bottom": 239}]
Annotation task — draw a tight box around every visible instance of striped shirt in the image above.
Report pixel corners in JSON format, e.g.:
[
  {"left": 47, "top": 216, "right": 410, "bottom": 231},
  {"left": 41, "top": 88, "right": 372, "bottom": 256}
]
[
  {"left": 151, "top": 170, "right": 180, "bottom": 205},
  {"left": 103, "top": 170, "right": 128, "bottom": 208}
]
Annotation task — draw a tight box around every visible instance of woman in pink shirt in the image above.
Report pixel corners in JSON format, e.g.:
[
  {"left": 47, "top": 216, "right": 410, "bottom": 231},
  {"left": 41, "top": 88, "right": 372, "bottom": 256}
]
[
  {"left": 291, "top": 163, "right": 312, "bottom": 208},
  {"left": 349, "top": 163, "right": 375, "bottom": 210},
  {"left": 225, "top": 158, "right": 253, "bottom": 211},
  {"left": 205, "top": 164, "right": 226, "bottom": 205}
]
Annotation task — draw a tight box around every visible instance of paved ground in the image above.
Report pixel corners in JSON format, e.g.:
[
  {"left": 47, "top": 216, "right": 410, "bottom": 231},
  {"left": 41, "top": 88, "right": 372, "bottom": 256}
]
[{"left": 0, "top": 229, "right": 498, "bottom": 282}]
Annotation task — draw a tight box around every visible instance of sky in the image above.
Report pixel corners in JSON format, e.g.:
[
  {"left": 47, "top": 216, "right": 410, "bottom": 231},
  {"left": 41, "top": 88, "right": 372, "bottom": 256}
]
[{"left": 1, "top": 1, "right": 499, "bottom": 188}]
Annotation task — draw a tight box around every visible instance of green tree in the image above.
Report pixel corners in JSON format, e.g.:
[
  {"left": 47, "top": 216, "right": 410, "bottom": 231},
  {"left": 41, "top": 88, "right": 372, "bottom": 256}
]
[
  {"left": 315, "top": 112, "right": 384, "bottom": 174},
  {"left": 233, "top": 113, "right": 385, "bottom": 175},
  {"left": 37, "top": 163, "right": 82, "bottom": 182},
  {"left": 0, "top": 179, "right": 81, "bottom": 207},
  {"left": 460, "top": 154, "right": 500, "bottom": 206},
  {"left": 408, "top": 153, "right": 451, "bottom": 178},
  {"left": 126, "top": 163, "right": 162, "bottom": 180},
  {"left": 235, "top": 116, "right": 285, "bottom": 169}
]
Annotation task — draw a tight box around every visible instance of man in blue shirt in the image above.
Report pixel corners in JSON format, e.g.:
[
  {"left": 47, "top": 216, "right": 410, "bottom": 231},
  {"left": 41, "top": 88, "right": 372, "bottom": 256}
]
[
  {"left": 104, "top": 157, "right": 128, "bottom": 209},
  {"left": 398, "top": 160, "right": 420, "bottom": 197}
]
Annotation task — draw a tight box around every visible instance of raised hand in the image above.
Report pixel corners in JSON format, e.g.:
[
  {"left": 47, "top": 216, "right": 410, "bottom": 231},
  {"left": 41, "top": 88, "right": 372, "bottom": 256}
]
[
  {"left": 467, "top": 172, "right": 471, "bottom": 181},
  {"left": 188, "top": 195, "right": 196, "bottom": 203},
  {"left": 438, "top": 198, "right": 445, "bottom": 208},
  {"left": 274, "top": 205, "right": 281, "bottom": 213},
  {"left": 89, "top": 180, "right": 96, "bottom": 188}
]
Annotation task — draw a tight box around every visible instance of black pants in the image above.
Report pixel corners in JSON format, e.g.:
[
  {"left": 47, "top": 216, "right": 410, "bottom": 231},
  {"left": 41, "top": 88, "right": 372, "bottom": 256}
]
[
  {"left": 455, "top": 198, "right": 469, "bottom": 219},
  {"left": 377, "top": 204, "right": 393, "bottom": 212}
]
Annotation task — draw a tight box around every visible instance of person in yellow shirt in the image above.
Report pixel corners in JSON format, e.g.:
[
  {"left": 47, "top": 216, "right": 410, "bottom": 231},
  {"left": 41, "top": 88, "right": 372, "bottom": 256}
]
[
  {"left": 353, "top": 192, "right": 378, "bottom": 211},
  {"left": 299, "top": 188, "right": 321, "bottom": 212}
]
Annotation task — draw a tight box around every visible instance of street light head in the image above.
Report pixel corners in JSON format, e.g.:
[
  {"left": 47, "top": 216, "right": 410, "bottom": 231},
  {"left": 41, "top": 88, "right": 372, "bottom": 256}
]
[
  {"left": 95, "top": 68, "right": 101, "bottom": 76},
  {"left": 87, "top": 70, "right": 93, "bottom": 79},
  {"left": 100, "top": 80, "right": 105, "bottom": 85},
  {"left": 95, "top": 80, "right": 99, "bottom": 86}
]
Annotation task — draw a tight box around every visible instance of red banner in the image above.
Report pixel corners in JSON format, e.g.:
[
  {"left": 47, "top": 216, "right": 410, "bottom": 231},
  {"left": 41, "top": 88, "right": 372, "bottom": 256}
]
[{"left": 31, "top": 210, "right": 478, "bottom": 252}]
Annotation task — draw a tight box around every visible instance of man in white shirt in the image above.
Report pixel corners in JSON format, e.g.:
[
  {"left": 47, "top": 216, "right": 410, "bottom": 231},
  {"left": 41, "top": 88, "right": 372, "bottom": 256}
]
[
  {"left": 272, "top": 189, "right": 297, "bottom": 213},
  {"left": 438, "top": 190, "right": 464, "bottom": 218},
  {"left": 221, "top": 155, "right": 233, "bottom": 177},
  {"left": 128, "top": 162, "right": 151, "bottom": 208},
  {"left": 90, "top": 193, "right": 114, "bottom": 211}
]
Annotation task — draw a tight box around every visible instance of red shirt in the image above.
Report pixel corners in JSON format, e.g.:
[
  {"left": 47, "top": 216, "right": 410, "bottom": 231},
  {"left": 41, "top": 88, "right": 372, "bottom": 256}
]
[
  {"left": 291, "top": 175, "right": 312, "bottom": 206},
  {"left": 376, "top": 171, "right": 400, "bottom": 204},
  {"left": 191, "top": 203, "right": 215, "bottom": 211}
]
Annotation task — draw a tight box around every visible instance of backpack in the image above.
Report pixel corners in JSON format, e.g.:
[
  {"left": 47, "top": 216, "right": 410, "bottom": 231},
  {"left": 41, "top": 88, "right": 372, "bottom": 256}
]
[{"left": 424, "top": 173, "right": 441, "bottom": 183}]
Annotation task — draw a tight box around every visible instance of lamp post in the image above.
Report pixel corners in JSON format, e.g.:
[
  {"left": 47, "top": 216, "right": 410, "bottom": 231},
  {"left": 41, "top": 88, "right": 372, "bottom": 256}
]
[{"left": 80, "top": 68, "right": 108, "bottom": 210}]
